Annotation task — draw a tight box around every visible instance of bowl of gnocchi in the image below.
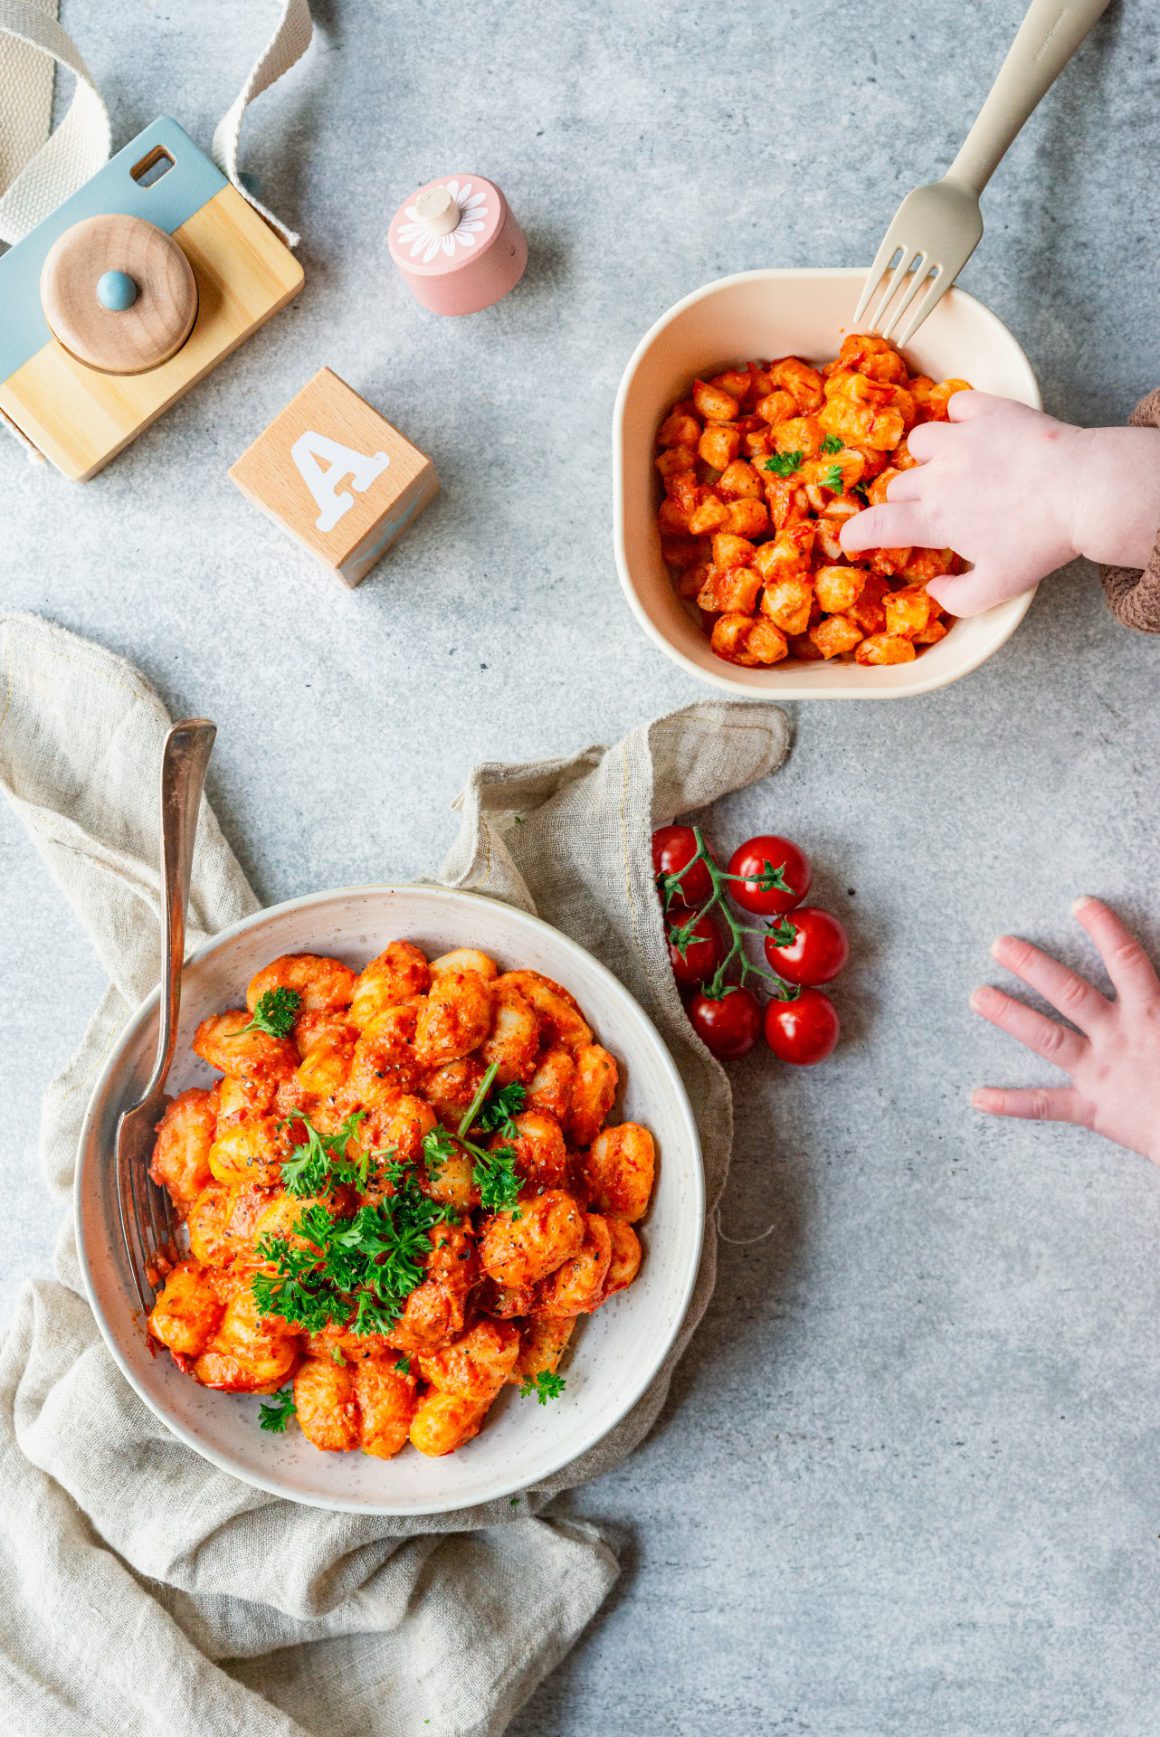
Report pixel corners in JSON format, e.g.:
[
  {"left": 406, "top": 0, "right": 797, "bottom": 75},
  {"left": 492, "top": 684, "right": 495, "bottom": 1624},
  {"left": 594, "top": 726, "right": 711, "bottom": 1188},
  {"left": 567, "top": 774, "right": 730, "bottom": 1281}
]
[
  {"left": 76, "top": 885, "right": 704, "bottom": 1514},
  {"left": 613, "top": 267, "right": 1042, "bottom": 698}
]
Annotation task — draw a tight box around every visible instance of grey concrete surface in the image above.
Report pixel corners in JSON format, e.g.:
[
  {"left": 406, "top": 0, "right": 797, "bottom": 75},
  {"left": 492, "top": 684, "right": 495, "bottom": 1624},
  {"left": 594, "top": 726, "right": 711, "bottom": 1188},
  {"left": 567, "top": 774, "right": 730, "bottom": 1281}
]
[{"left": 2, "top": 2, "right": 1159, "bottom": 1731}]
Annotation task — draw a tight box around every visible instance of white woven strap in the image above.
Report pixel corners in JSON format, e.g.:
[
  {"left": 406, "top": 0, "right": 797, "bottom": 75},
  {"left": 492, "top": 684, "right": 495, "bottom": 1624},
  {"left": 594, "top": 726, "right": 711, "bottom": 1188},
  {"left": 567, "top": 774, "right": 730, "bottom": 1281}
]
[
  {"left": 212, "top": 0, "right": 314, "bottom": 248},
  {"left": 0, "top": 0, "right": 312, "bottom": 249},
  {"left": 0, "top": 0, "right": 109, "bottom": 246}
]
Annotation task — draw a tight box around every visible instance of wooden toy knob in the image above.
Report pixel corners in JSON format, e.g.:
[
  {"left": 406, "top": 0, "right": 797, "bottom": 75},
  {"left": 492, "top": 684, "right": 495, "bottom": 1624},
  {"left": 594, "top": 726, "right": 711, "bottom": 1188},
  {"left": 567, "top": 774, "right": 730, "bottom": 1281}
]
[
  {"left": 414, "top": 186, "right": 461, "bottom": 236},
  {"left": 40, "top": 214, "right": 198, "bottom": 376},
  {"left": 388, "top": 175, "right": 527, "bottom": 317}
]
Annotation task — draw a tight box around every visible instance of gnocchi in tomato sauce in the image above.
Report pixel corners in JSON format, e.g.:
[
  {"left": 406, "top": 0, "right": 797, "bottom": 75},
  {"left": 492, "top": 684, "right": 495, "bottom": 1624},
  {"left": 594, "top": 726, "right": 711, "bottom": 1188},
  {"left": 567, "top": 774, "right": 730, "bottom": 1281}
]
[
  {"left": 147, "top": 944, "right": 656, "bottom": 1460},
  {"left": 655, "top": 333, "right": 969, "bottom": 668}
]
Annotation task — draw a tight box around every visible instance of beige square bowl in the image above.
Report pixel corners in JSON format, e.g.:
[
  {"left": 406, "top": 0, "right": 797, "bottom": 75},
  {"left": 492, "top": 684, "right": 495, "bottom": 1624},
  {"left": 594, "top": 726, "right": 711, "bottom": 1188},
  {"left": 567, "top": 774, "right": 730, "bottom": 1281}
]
[{"left": 612, "top": 268, "right": 1041, "bottom": 699}]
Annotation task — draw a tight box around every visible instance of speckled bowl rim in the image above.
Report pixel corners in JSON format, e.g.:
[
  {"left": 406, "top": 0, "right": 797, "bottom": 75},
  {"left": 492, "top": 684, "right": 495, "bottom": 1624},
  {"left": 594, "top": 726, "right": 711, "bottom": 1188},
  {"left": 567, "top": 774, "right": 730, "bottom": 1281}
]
[
  {"left": 75, "top": 883, "right": 705, "bottom": 1515},
  {"left": 612, "top": 266, "right": 1041, "bottom": 700}
]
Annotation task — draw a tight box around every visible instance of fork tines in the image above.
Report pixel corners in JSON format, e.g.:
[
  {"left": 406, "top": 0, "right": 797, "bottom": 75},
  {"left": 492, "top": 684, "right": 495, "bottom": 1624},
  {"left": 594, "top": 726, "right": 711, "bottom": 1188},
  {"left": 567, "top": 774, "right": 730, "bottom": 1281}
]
[{"left": 853, "top": 244, "right": 948, "bottom": 349}]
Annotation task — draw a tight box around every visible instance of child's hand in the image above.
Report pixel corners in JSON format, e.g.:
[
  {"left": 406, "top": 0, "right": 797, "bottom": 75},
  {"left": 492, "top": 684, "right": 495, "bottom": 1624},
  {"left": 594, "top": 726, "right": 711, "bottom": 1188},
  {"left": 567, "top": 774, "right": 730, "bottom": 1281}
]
[
  {"left": 969, "top": 897, "right": 1160, "bottom": 1167},
  {"left": 839, "top": 394, "right": 1160, "bottom": 618}
]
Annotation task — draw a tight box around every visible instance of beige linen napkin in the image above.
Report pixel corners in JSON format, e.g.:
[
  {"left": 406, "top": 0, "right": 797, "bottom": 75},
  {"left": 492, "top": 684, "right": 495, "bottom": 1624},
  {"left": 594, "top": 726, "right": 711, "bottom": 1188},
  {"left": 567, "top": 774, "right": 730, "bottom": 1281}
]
[{"left": 0, "top": 612, "right": 790, "bottom": 1737}]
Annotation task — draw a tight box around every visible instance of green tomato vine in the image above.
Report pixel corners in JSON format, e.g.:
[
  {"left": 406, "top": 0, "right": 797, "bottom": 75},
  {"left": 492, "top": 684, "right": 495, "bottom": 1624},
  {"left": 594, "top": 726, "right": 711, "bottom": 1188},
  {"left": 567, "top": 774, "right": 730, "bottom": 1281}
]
[{"left": 657, "top": 825, "right": 801, "bottom": 1002}]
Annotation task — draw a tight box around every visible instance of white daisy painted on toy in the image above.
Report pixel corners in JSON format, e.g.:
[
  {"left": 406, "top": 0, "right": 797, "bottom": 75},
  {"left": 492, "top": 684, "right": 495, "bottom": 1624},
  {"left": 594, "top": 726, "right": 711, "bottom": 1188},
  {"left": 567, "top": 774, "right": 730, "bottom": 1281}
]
[
  {"left": 396, "top": 180, "right": 491, "bottom": 263},
  {"left": 388, "top": 172, "right": 527, "bottom": 316}
]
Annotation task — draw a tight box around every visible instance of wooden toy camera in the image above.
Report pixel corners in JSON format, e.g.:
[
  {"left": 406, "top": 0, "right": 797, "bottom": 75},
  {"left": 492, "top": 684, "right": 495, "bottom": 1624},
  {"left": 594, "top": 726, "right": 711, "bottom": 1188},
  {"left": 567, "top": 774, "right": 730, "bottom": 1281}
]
[{"left": 0, "top": 117, "right": 303, "bottom": 481}]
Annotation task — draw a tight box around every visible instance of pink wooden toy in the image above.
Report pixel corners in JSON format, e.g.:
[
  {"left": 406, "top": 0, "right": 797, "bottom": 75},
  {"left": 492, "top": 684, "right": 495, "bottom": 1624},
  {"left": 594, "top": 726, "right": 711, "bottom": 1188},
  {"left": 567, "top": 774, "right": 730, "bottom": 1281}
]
[{"left": 388, "top": 175, "right": 526, "bottom": 316}]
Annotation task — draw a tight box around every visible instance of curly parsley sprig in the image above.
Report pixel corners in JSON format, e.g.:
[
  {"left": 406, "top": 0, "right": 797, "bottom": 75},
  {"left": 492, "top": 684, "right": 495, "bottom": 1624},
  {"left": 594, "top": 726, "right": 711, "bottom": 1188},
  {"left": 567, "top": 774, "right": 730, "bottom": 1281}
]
[
  {"left": 231, "top": 986, "right": 301, "bottom": 1039},
  {"left": 280, "top": 1109, "right": 386, "bottom": 1197},
  {"left": 520, "top": 1370, "right": 566, "bottom": 1404},
  {"left": 258, "top": 1386, "right": 297, "bottom": 1432},
  {"left": 252, "top": 1172, "right": 458, "bottom": 1338},
  {"left": 419, "top": 1062, "right": 524, "bottom": 1215},
  {"left": 763, "top": 449, "right": 804, "bottom": 478},
  {"left": 658, "top": 824, "right": 801, "bottom": 1003}
]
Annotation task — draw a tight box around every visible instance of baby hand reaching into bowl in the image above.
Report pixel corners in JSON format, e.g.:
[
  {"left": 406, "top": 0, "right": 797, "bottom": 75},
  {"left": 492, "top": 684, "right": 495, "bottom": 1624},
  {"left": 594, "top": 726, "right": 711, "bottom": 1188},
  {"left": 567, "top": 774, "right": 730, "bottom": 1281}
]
[
  {"left": 969, "top": 897, "right": 1160, "bottom": 1167},
  {"left": 840, "top": 391, "right": 1160, "bottom": 632}
]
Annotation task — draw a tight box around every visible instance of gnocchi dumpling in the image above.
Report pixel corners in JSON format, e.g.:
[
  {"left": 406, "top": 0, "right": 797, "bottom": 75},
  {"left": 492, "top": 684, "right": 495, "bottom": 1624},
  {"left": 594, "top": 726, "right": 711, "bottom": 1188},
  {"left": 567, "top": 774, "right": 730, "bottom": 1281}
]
[
  {"left": 149, "top": 1088, "right": 217, "bottom": 1214},
  {"left": 294, "top": 1355, "right": 416, "bottom": 1457},
  {"left": 480, "top": 1190, "right": 585, "bottom": 1289},
  {"left": 349, "top": 941, "right": 431, "bottom": 1029},
  {"left": 536, "top": 1214, "right": 613, "bottom": 1318},
  {"left": 581, "top": 1123, "right": 656, "bottom": 1223}
]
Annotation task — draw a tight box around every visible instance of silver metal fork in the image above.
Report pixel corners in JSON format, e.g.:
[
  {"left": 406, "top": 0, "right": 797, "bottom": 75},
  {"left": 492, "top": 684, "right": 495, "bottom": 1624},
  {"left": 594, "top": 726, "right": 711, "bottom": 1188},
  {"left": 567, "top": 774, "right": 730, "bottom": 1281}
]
[
  {"left": 852, "top": 0, "right": 1113, "bottom": 348},
  {"left": 115, "top": 717, "right": 216, "bottom": 1313}
]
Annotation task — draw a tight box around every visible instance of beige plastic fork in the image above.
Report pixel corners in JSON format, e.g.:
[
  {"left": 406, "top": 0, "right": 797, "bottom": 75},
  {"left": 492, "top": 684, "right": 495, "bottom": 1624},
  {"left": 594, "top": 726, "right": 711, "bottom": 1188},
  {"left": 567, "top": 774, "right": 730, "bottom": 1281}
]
[
  {"left": 115, "top": 717, "right": 216, "bottom": 1315},
  {"left": 853, "top": 0, "right": 1114, "bottom": 348}
]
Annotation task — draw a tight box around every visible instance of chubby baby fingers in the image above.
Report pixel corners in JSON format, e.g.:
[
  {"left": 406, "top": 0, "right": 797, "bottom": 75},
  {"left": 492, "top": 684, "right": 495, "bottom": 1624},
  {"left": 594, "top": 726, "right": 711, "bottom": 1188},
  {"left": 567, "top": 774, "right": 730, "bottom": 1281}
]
[
  {"left": 903, "top": 421, "right": 956, "bottom": 464},
  {"left": 990, "top": 933, "right": 1111, "bottom": 1031},
  {"left": 969, "top": 985, "right": 1087, "bottom": 1073},
  {"left": 839, "top": 501, "right": 941, "bottom": 555},
  {"left": 1071, "top": 896, "right": 1160, "bottom": 1005},
  {"left": 925, "top": 564, "right": 1015, "bottom": 617},
  {"left": 883, "top": 467, "right": 925, "bottom": 501},
  {"left": 971, "top": 1085, "right": 1093, "bottom": 1126},
  {"left": 945, "top": 388, "right": 1000, "bottom": 421}
]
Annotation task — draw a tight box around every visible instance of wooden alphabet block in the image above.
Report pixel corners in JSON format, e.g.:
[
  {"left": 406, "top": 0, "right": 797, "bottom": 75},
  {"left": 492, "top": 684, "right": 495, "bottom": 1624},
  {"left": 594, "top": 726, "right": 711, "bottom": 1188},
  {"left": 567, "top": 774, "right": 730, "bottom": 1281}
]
[{"left": 228, "top": 367, "right": 439, "bottom": 586}]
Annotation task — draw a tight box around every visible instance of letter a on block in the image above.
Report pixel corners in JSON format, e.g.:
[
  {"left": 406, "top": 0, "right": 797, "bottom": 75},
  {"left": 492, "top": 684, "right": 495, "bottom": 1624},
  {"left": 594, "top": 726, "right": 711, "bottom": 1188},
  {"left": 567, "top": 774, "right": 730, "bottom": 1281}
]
[{"left": 290, "top": 430, "right": 391, "bottom": 533}]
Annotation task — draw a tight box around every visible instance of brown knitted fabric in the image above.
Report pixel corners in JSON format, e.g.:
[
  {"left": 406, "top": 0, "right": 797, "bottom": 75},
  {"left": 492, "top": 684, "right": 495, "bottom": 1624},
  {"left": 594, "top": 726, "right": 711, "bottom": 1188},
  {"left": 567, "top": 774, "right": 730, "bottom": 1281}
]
[{"left": 1100, "top": 387, "right": 1160, "bottom": 633}]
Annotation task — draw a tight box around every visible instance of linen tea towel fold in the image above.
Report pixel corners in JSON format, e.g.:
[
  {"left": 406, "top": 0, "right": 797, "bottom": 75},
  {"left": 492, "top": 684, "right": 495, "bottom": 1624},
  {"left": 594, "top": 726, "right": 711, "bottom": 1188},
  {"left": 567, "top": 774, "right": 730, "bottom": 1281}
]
[{"left": 0, "top": 611, "right": 791, "bottom": 1737}]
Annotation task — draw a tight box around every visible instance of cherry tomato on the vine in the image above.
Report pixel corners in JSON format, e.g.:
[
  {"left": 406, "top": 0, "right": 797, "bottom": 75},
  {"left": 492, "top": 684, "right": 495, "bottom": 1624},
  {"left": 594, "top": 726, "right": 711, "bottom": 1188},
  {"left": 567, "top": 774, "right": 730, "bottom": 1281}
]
[
  {"left": 688, "top": 986, "right": 762, "bottom": 1059},
  {"left": 728, "top": 835, "right": 811, "bottom": 916},
  {"left": 652, "top": 825, "right": 714, "bottom": 912},
  {"left": 764, "top": 906, "right": 849, "bottom": 986},
  {"left": 668, "top": 914, "right": 726, "bottom": 989},
  {"left": 763, "top": 989, "right": 839, "bottom": 1065}
]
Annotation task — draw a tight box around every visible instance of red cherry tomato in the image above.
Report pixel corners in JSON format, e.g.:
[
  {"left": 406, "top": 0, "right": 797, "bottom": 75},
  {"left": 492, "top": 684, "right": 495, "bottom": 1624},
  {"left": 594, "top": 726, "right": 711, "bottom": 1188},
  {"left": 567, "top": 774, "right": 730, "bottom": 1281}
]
[
  {"left": 688, "top": 986, "right": 762, "bottom": 1059},
  {"left": 727, "top": 835, "right": 811, "bottom": 916},
  {"left": 668, "top": 914, "right": 725, "bottom": 989},
  {"left": 764, "top": 907, "right": 849, "bottom": 986},
  {"left": 652, "top": 824, "right": 714, "bottom": 912},
  {"left": 763, "top": 989, "right": 839, "bottom": 1065}
]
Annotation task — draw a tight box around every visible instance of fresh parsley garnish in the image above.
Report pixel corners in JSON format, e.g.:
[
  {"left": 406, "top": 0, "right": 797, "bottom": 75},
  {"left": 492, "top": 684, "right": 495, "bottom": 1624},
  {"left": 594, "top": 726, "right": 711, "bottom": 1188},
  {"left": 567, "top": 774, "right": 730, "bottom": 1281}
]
[
  {"left": 258, "top": 1386, "right": 296, "bottom": 1431},
  {"left": 456, "top": 1063, "right": 502, "bottom": 1138},
  {"left": 415, "top": 1063, "right": 527, "bottom": 1217},
  {"left": 280, "top": 1109, "right": 381, "bottom": 1197},
  {"left": 820, "top": 463, "right": 844, "bottom": 492},
  {"left": 473, "top": 1145, "right": 522, "bottom": 1214},
  {"left": 820, "top": 434, "right": 843, "bottom": 455},
  {"left": 476, "top": 1079, "right": 526, "bottom": 1139},
  {"left": 853, "top": 481, "right": 870, "bottom": 505},
  {"left": 394, "top": 1356, "right": 411, "bottom": 1374},
  {"left": 233, "top": 987, "right": 301, "bottom": 1040},
  {"left": 421, "top": 1125, "right": 458, "bottom": 1181},
  {"left": 329, "top": 1345, "right": 346, "bottom": 1365},
  {"left": 252, "top": 1173, "right": 457, "bottom": 1337},
  {"left": 520, "top": 1370, "right": 566, "bottom": 1404},
  {"left": 763, "top": 449, "right": 804, "bottom": 478}
]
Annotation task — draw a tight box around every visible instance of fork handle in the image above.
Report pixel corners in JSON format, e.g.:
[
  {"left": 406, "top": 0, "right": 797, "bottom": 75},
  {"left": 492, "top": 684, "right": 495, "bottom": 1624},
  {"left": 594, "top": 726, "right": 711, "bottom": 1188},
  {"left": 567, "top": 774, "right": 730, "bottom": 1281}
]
[
  {"left": 142, "top": 719, "right": 216, "bottom": 1103},
  {"left": 947, "top": 0, "right": 1113, "bottom": 195}
]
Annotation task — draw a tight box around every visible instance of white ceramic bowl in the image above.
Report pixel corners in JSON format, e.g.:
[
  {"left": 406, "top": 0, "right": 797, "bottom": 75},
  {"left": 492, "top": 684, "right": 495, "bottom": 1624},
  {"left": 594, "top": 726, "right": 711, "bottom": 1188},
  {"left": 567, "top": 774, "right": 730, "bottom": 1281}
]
[
  {"left": 613, "top": 267, "right": 1042, "bottom": 699},
  {"left": 76, "top": 885, "right": 704, "bottom": 1515}
]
